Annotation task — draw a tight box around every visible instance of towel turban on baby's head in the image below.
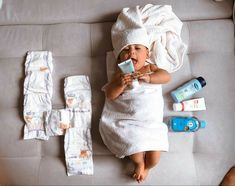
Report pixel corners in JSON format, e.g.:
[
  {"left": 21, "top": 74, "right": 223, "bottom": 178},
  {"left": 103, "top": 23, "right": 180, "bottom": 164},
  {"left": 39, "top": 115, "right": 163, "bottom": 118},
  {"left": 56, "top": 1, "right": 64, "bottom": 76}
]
[
  {"left": 111, "top": 6, "right": 150, "bottom": 58},
  {"left": 111, "top": 4, "right": 187, "bottom": 73}
]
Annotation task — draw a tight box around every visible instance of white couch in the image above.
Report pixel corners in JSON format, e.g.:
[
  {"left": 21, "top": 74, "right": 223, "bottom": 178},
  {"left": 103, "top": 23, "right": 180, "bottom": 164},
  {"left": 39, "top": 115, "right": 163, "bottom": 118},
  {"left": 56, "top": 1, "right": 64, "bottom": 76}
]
[{"left": 0, "top": 0, "right": 234, "bottom": 185}]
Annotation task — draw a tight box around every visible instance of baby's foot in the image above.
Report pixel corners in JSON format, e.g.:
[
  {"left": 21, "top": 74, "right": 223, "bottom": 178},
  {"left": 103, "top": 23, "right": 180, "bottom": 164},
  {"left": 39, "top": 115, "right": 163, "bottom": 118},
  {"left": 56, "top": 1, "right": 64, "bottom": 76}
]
[
  {"left": 133, "top": 163, "right": 145, "bottom": 183},
  {"left": 220, "top": 166, "right": 235, "bottom": 186},
  {"left": 139, "top": 168, "right": 150, "bottom": 182}
]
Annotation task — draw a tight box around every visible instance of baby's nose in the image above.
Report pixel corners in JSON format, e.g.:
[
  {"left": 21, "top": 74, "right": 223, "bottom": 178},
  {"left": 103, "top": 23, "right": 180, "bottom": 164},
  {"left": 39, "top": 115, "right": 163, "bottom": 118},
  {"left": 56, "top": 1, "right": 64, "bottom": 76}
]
[{"left": 129, "top": 49, "right": 135, "bottom": 55}]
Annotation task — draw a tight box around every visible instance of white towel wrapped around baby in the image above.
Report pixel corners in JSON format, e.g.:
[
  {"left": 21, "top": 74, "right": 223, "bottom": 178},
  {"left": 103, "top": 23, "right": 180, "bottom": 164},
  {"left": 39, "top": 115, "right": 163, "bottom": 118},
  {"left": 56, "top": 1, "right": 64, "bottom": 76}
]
[{"left": 99, "top": 83, "right": 168, "bottom": 158}]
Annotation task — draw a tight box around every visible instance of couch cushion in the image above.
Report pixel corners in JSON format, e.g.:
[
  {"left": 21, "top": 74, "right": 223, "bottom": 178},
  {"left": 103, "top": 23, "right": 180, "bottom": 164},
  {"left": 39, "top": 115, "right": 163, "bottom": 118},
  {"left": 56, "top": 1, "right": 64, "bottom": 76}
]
[
  {"left": 0, "top": 0, "right": 233, "bottom": 25},
  {"left": 0, "top": 157, "right": 41, "bottom": 185},
  {"left": 0, "top": 108, "right": 41, "bottom": 157}
]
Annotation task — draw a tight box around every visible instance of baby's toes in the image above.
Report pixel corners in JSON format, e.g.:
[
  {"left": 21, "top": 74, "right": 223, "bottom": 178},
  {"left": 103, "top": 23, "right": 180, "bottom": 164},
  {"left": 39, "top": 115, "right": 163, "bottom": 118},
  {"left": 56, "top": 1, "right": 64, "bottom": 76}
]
[{"left": 133, "top": 173, "right": 140, "bottom": 182}]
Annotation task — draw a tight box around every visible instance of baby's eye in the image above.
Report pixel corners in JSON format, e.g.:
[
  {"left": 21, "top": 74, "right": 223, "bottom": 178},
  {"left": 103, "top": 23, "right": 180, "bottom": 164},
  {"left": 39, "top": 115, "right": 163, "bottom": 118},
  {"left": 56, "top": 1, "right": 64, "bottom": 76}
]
[{"left": 135, "top": 45, "right": 143, "bottom": 49}]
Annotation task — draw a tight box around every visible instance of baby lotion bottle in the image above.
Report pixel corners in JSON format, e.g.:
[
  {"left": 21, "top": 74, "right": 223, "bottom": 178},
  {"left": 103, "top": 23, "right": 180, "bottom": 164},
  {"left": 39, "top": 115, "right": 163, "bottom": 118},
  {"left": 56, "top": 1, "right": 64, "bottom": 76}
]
[
  {"left": 173, "top": 97, "right": 206, "bottom": 111},
  {"left": 171, "top": 77, "right": 206, "bottom": 103},
  {"left": 168, "top": 116, "right": 206, "bottom": 132}
]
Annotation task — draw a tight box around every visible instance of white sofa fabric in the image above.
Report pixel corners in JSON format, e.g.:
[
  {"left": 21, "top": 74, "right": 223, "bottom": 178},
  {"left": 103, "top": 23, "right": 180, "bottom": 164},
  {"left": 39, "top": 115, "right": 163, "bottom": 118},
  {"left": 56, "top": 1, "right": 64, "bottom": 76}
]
[{"left": 0, "top": 0, "right": 234, "bottom": 185}]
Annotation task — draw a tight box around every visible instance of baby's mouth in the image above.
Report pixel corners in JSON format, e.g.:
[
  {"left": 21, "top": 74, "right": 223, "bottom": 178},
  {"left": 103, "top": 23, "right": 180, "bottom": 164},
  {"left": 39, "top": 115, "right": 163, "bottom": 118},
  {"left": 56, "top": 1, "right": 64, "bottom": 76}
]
[{"left": 131, "top": 58, "right": 137, "bottom": 65}]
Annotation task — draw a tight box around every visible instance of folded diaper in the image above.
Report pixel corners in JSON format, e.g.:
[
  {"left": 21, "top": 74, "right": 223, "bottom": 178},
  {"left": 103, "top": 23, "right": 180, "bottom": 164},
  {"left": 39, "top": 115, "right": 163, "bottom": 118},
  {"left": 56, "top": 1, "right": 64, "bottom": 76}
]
[
  {"left": 64, "top": 76, "right": 93, "bottom": 176},
  {"left": 64, "top": 75, "right": 91, "bottom": 111},
  {"left": 25, "top": 51, "right": 53, "bottom": 72},
  {"left": 24, "top": 51, "right": 53, "bottom": 97},
  {"left": 46, "top": 107, "right": 92, "bottom": 135},
  {"left": 73, "top": 108, "right": 91, "bottom": 128},
  {"left": 64, "top": 127, "right": 93, "bottom": 176},
  {"left": 46, "top": 109, "right": 74, "bottom": 136},
  {"left": 23, "top": 51, "right": 53, "bottom": 140}
]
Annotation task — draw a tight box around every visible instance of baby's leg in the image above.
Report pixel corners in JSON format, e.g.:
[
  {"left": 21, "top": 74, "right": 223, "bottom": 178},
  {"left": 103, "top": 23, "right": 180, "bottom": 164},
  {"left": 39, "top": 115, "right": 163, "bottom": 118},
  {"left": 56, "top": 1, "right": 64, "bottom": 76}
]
[
  {"left": 129, "top": 152, "right": 145, "bottom": 182},
  {"left": 220, "top": 166, "right": 235, "bottom": 186},
  {"left": 137, "top": 151, "right": 160, "bottom": 182},
  {"left": 145, "top": 151, "right": 161, "bottom": 170}
]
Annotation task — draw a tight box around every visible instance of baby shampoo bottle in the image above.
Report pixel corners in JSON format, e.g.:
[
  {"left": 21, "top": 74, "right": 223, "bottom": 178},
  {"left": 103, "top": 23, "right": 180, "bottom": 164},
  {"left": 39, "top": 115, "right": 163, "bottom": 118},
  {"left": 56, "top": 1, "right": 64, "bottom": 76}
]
[
  {"left": 171, "top": 77, "right": 206, "bottom": 103},
  {"left": 168, "top": 116, "right": 206, "bottom": 132}
]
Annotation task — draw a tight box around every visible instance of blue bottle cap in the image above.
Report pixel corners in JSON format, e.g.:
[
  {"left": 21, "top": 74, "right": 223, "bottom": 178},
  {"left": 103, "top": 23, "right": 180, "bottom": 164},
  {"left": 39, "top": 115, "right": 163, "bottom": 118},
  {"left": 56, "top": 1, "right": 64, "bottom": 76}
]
[
  {"left": 200, "top": 120, "right": 206, "bottom": 128},
  {"left": 197, "top": 77, "right": 206, "bottom": 87}
]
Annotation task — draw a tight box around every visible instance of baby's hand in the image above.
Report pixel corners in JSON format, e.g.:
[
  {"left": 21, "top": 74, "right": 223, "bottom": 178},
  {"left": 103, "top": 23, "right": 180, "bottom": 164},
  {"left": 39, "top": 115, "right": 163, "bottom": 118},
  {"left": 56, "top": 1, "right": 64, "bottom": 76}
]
[
  {"left": 138, "top": 74, "right": 151, "bottom": 83},
  {"left": 119, "top": 73, "right": 133, "bottom": 87},
  {"left": 114, "top": 72, "right": 133, "bottom": 88}
]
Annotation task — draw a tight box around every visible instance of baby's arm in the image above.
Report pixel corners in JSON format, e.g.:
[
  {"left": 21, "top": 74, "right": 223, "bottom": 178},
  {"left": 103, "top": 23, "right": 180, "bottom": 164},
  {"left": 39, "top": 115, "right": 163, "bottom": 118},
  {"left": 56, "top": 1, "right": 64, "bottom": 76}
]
[
  {"left": 138, "top": 64, "right": 171, "bottom": 84},
  {"left": 105, "top": 71, "right": 133, "bottom": 100}
]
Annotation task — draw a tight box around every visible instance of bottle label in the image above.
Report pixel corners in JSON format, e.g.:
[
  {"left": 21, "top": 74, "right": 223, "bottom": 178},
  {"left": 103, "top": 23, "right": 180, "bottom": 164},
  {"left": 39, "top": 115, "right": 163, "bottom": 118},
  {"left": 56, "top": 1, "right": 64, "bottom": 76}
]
[
  {"left": 174, "top": 83, "right": 199, "bottom": 101},
  {"left": 170, "top": 117, "right": 200, "bottom": 132},
  {"left": 194, "top": 83, "right": 200, "bottom": 90}
]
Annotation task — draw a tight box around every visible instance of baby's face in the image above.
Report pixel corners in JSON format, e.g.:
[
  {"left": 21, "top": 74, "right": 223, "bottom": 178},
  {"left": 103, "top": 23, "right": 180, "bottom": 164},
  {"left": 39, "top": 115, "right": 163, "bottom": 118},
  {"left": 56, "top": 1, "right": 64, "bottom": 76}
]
[{"left": 119, "top": 44, "right": 149, "bottom": 71}]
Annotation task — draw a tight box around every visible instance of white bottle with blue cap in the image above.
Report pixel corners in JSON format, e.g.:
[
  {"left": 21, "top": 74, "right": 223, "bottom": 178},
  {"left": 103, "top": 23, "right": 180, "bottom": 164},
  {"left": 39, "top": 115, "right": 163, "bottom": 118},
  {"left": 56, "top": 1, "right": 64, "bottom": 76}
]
[
  {"left": 171, "top": 77, "right": 206, "bottom": 103},
  {"left": 168, "top": 116, "right": 206, "bottom": 132}
]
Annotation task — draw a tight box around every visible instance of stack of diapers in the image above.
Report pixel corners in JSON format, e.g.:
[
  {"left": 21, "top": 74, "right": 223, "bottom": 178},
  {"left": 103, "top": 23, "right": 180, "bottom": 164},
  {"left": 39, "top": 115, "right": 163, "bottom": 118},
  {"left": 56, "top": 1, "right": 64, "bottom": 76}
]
[
  {"left": 23, "top": 51, "right": 53, "bottom": 140},
  {"left": 23, "top": 51, "right": 93, "bottom": 175},
  {"left": 63, "top": 76, "right": 93, "bottom": 176},
  {"left": 46, "top": 76, "right": 94, "bottom": 175}
]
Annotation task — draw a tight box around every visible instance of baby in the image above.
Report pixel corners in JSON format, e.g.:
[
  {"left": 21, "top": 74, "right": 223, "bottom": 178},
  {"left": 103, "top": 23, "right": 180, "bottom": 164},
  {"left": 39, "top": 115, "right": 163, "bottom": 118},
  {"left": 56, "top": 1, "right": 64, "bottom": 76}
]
[
  {"left": 99, "top": 4, "right": 186, "bottom": 184},
  {"left": 103, "top": 44, "right": 170, "bottom": 183}
]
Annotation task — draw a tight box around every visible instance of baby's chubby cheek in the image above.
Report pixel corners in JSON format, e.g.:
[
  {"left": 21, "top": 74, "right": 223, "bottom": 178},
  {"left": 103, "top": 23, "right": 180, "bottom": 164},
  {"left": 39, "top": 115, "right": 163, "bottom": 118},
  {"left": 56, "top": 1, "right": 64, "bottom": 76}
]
[{"left": 119, "top": 53, "right": 131, "bottom": 61}]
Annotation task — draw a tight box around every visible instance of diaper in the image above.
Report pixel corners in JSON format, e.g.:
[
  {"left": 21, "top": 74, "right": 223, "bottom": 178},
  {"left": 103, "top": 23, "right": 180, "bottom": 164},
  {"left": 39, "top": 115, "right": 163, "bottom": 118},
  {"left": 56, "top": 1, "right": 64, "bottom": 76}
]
[
  {"left": 23, "top": 51, "right": 53, "bottom": 140},
  {"left": 25, "top": 51, "right": 53, "bottom": 73},
  {"left": 46, "top": 109, "right": 74, "bottom": 136},
  {"left": 64, "top": 76, "right": 93, "bottom": 176},
  {"left": 64, "top": 127, "right": 93, "bottom": 176},
  {"left": 24, "top": 51, "right": 53, "bottom": 97},
  {"left": 64, "top": 75, "right": 91, "bottom": 110}
]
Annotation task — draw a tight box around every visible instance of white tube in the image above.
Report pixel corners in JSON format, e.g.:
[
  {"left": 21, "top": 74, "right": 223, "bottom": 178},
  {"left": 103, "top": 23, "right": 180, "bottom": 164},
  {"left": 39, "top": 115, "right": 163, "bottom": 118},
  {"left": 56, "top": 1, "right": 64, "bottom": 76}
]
[
  {"left": 118, "top": 59, "right": 135, "bottom": 74},
  {"left": 118, "top": 59, "right": 139, "bottom": 88},
  {"left": 173, "top": 98, "right": 206, "bottom": 111}
]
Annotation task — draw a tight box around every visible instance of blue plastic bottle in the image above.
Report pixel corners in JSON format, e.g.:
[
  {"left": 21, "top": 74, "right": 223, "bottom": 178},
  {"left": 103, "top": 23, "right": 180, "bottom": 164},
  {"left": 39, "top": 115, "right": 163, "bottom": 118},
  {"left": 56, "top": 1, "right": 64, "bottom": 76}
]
[
  {"left": 171, "top": 77, "right": 206, "bottom": 103},
  {"left": 168, "top": 116, "right": 206, "bottom": 132}
]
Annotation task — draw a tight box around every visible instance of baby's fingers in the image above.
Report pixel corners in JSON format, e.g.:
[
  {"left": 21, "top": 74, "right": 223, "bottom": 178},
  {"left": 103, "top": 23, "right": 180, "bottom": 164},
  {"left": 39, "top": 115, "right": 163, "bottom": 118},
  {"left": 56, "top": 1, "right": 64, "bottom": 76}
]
[
  {"left": 121, "top": 75, "right": 133, "bottom": 86},
  {"left": 138, "top": 74, "right": 150, "bottom": 83}
]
